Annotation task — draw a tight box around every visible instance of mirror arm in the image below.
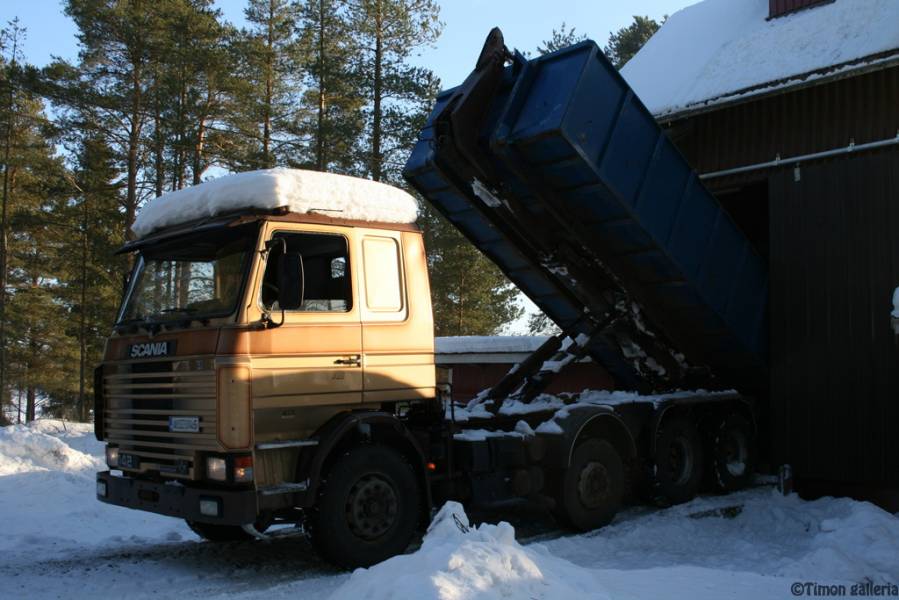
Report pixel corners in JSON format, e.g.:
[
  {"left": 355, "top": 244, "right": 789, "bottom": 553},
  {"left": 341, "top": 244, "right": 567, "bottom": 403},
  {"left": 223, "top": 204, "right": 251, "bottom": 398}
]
[{"left": 260, "top": 237, "right": 289, "bottom": 328}]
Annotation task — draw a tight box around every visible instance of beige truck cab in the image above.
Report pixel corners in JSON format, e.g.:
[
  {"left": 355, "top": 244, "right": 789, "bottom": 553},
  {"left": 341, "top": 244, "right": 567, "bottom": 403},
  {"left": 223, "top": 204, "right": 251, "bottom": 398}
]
[{"left": 96, "top": 170, "right": 441, "bottom": 566}]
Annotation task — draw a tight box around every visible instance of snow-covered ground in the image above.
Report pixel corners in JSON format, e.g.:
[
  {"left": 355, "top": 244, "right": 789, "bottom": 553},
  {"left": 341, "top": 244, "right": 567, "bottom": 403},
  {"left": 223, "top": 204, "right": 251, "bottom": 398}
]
[{"left": 3, "top": 421, "right": 898, "bottom": 599}]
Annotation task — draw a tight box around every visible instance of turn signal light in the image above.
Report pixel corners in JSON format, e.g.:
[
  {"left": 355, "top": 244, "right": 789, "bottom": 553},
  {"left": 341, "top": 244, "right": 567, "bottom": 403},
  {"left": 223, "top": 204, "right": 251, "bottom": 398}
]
[{"left": 234, "top": 455, "right": 254, "bottom": 483}]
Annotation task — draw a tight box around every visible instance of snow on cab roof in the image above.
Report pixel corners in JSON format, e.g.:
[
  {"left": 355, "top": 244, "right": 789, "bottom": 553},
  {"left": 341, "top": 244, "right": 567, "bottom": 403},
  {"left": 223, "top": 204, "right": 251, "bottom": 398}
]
[
  {"left": 131, "top": 168, "right": 420, "bottom": 238},
  {"left": 621, "top": 0, "right": 899, "bottom": 118}
]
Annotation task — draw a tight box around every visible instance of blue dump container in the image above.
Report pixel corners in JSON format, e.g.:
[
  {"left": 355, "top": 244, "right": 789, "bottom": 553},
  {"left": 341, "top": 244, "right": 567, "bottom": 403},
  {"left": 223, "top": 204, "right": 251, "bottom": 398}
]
[{"left": 405, "top": 37, "right": 768, "bottom": 393}]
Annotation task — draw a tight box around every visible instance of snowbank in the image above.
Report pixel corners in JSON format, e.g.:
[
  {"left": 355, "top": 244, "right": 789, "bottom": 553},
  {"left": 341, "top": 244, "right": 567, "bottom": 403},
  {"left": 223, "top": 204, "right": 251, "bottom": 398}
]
[
  {"left": 329, "top": 502, "right": 611, "bottom": 600},
  {"left": 547, "top": 488, "right": 899, "bottom": 590},
  {"left": 0, "top": 422, "right": 101, "bottom": 476},
  {"left": 132, "top": 168, "right": 420, "bottom": 238},
  {"left": 622, "top": 0, "right": 899, "bottom": 116},
  {"left": 0, "top": 420, "right": 190, "bottom": 557}
]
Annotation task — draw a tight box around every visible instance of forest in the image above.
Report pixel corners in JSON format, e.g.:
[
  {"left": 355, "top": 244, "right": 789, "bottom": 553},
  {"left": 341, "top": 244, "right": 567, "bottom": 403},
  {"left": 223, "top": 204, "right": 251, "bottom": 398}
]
[{"left": 0, "top": 0, "right": 659, "bottom": 424}]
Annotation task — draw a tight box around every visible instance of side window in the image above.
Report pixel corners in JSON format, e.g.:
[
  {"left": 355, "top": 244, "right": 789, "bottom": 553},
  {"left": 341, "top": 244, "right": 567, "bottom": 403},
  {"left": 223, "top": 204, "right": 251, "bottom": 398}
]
[
  {"left": 362, "top": 236, "right": 403, "bottom": 312},
  {"left": 261, "top": 232, "right": 352, "bottom": 312}
]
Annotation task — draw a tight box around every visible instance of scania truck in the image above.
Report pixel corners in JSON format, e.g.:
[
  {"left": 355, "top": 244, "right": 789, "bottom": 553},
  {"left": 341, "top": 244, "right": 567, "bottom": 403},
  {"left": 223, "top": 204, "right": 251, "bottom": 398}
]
[{"left": 95, "top": 30, "right": 764, "bottom": 568}]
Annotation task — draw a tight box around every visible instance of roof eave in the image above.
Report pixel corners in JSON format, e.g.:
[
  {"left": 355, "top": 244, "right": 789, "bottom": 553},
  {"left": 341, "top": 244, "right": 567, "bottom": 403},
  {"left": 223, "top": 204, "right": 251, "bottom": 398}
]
[{"left": 654, "top": 50, "right": 899, "bottom": 124}]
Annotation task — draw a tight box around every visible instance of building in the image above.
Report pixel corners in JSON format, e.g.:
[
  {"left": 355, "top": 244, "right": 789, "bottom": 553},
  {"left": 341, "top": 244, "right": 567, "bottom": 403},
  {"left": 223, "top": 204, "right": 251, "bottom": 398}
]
[
  {"left": 623, "top": 0, "right": 899, "bottom": 506},
  {"left": 434, "top": 337, "right": 613, "bottom": 403}
]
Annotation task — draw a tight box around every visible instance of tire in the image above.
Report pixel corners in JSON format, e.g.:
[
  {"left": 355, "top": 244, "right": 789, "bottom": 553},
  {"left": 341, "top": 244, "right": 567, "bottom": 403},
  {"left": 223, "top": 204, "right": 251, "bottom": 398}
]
[
  {"left": 186, "top": 514, "right": 271, "bottom": 542},
  {"left": 653, "top": 416, "right": 703, "bottom": 505},
  {"left": 710, "top": 414, "right": 755, "bottom": 492},
  {"left": 555, "top": 439, "right": 624, "bottom": 531},
  {"left": 306, "top": 445, "right": 421, "bottom": 569}
]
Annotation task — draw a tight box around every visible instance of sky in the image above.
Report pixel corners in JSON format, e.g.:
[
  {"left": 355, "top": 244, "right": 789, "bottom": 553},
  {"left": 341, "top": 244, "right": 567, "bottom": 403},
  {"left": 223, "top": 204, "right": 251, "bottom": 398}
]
[{"left": 0, "top": 0, "right": 691, "bottom": 86}]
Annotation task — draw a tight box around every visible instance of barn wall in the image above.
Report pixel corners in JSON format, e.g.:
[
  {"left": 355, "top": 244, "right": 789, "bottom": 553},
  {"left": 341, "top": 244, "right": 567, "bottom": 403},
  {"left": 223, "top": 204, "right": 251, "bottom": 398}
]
[
  {"left": 665, "top": 65, "right": 899, "bottom": 186},
  {"left": 769, "top": 149, "right": 899, "bottom": 488}
]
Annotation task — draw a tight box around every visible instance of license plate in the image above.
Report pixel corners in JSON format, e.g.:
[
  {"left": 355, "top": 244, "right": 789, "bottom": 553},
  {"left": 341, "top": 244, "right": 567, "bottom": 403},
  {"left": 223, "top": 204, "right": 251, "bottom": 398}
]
[
  {"left": 119, "top": 453, "right": 141, "bottom": 470},
  {"left": 168, "top": 416, "right": 200, "bottom": 433}
]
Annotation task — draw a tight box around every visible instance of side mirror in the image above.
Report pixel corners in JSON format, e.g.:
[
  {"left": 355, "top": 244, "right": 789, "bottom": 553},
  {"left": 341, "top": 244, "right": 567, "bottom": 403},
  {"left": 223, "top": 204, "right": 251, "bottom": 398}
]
[{"left": 277, "top": 252, "right": 304, "bottom": 311}]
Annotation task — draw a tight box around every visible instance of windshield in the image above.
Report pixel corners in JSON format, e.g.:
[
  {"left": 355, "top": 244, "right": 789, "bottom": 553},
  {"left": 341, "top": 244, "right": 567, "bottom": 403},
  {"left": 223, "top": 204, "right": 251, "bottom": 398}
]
[{"left": 119, "top": 223, "right": 259, "bottom": 325}]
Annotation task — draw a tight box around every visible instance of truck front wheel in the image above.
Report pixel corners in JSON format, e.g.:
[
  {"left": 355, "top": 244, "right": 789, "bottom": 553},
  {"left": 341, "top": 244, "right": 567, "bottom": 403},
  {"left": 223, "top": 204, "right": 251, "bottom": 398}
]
[
  {"left": 555, "top": 439, "right": 624, "bottom": 531},
  {"left": 306, "top": 445, "right": 421, "bottom": 569}
]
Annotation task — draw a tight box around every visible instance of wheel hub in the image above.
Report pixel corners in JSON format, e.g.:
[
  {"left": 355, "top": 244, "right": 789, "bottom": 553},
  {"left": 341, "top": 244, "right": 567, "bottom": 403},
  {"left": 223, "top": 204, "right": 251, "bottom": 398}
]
[
  {"left": 577, "top": 461, "right": 610, "bottom": 509},
  {"left": 724, "top": 430, "right": 748, "bottom": 477},
  {"left": 346, "top": 474, "right": 398, "bottom": 541},
  {"left": 668, "top": 436, "right": 694, "bottom": 486}
]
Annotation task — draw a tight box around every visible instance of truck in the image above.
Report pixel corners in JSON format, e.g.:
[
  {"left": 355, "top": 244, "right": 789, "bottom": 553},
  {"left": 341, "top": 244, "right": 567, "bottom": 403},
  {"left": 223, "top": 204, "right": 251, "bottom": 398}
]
[{"left": 95, "top": 30, "right": 767, "bottom": 569}]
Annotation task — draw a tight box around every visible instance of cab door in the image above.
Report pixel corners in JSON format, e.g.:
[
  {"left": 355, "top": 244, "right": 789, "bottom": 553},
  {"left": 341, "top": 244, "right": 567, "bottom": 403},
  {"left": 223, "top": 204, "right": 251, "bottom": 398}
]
[{"left": 247, "top": 223, "right": 363, "bottom": 424}]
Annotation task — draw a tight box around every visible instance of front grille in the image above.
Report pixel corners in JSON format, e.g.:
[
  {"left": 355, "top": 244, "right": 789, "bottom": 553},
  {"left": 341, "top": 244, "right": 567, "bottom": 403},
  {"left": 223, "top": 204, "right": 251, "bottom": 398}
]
[{"left": 103, "top": 357, "right": 217, "bottom": 479}]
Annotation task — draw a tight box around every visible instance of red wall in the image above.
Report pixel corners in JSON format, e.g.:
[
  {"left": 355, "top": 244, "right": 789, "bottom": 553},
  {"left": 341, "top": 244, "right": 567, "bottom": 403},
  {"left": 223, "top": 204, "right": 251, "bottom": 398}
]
[
  {"left": 768, "top": 0, "right": 832, "bottom": 18},
  {"left": 446, "top": 362, "right": 615, "bottom": 403}
]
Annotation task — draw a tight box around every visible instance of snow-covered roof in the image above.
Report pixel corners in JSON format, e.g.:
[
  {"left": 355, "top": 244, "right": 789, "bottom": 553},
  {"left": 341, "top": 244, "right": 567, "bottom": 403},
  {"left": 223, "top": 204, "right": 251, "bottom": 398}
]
[
  {"left": 621, "top": 0, "right": 899, "bottom": 118},
  {"left": 132, "top": 168, "right": 420, "bottom": 238}
]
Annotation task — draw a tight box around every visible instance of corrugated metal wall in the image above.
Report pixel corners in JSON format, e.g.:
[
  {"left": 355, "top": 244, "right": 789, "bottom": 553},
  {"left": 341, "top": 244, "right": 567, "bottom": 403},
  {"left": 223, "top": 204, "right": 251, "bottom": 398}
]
[
  {"left": 769, "top": 150, "right": 899, "bottom": 487},
  {"left": 769, "top": 0, "right": 833, "bottom": 19},
  {"left": 666, "top": 65, "right": 899, "bottom": 186}
]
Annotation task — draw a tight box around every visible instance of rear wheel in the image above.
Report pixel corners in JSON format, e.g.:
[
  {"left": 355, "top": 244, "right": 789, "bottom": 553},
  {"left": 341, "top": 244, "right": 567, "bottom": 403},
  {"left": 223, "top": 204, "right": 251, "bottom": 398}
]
[
  {"left": 710, "top": 414, "right": 755, "bottom": 492},
  {"left": 306, "top": 445, "right": 421, "bottom": 569},
  {"left": 555, "top": 439, "right": 624, "bottom": 531},
  {"left": 653, "top": 416, "right": 703, "bottom": 505}
]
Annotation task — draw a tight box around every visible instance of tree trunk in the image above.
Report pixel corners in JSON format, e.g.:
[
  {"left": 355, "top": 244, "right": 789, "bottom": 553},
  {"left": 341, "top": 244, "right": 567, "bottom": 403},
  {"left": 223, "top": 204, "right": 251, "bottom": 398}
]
[
  {"left": 153, "top": 85, "right": 164, "bottom": 198},
  {"left": 25, "top": 386, "right": 35, "bottom": 423},
  {"left": 0, "top": 37, "right": 16, "bottom": 418},
  {"left": 262, "top": 0, "right": 275, "bottom": 167},
  {"left": 193, "top": 114, "right": 207, "bottom": 186},
  {"left": 316, "top": 0, "right": 326, "bottom": 171},
  {"left": 78, "top": 192, "right": 88, "bottom": 421},
  {"left": 371, "top": 0, "right": 383, "bottom": 181},
  {"left": 125, "top": 62, "right": 143, "bottom": 239}
]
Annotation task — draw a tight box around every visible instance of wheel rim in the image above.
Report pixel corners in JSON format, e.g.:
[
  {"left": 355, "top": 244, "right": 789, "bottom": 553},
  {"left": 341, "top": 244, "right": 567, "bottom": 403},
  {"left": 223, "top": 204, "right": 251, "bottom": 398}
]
[
  {"left": 345, "top": 474, "right": 399, "bottom": 541},
  {"left": 577, "top": 461, "right": 611, "bottom": 509},
  {"left": 723, "top": 429, "right": 748, "bottom": 477},
  {"left": 668, "top": 435, "right": 694, "bottom": 486}
]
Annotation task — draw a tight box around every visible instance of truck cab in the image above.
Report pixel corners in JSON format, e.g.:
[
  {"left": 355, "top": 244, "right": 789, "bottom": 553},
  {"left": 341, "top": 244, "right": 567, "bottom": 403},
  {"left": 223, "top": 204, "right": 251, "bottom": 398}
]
[{"left": 96, "top": 170, "right": 440, "bottom": 566}]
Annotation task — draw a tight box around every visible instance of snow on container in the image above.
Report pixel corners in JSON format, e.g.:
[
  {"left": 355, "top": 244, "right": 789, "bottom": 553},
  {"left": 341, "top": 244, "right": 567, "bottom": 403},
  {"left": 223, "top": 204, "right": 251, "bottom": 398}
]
[{"left": 405, "top": 32, "right": 768, "bottom": 393}]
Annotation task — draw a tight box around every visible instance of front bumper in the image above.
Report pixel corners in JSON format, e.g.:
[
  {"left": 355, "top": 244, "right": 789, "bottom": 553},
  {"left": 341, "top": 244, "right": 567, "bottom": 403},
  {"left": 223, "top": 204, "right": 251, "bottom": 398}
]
[{"left": 96, "top": 471, "right": 258, "bottom": 525}]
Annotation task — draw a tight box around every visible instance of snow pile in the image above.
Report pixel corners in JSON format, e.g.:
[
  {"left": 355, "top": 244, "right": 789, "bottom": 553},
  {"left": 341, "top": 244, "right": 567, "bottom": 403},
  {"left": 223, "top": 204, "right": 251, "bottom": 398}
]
[
  {"left": 547, "top": 488, "right": 899, "bottom": 588},
  {"left": 329, "top": 501, "right": 610, "bottom": 600},
  {"left": 0, "top": 420, "right": 189, "bottom": 558},
  {"left": 622, "top": 0, "right": 899, "bottom": 116},
  {"left": 892, "top": 286, "right": 899, "bottom": 318},
  {"left": 132, "top": 168, "right": 420, "bottom": 237},
  {"left": 0, "top": 422, "right": 101, "bottom": 476}
]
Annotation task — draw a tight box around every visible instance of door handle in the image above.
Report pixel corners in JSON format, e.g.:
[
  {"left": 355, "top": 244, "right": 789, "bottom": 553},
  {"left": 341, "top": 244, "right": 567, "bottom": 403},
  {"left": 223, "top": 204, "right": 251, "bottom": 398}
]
[{"left": 334, "top": 355, "right": 361, "bottom": 366}]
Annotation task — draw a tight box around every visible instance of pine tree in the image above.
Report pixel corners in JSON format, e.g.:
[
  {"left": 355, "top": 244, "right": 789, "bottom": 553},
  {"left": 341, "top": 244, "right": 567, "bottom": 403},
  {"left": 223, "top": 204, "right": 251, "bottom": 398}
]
[
  {"left": 420, "top": 205, "right": 522, "bottom": 336},
  {"left": 296, "top": 0, "right": 364, "bottom": 173},
  {"left": 603, "top": 16, "right": 663, "bottom": 69},
  {"left": 537, "top": 22, "right": 586, "bottom": 55},
  {"left": 230, "top": 0, "right": 303, "bottom": 170},
  {"left": 63, "top": 0, "right": 168, "bottom": 237},
  {"left": 348, "top": 0, "right": 441, "bottom": 183},
  {"left": 50, "top": 135, "right": 124, "bottom": 420}
]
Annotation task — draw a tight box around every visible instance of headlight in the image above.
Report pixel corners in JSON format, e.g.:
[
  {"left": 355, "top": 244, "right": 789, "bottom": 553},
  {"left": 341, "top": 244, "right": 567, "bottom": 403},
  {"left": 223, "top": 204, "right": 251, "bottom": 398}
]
[
  {"left": 206, "top": 457, "right": 227, "bottom": 481},
  {"left": 105, "top": 446, "right": 119, "bottom": 468},
  {"left": 96, "top": 480, "right": 108, "bottom": 498}
]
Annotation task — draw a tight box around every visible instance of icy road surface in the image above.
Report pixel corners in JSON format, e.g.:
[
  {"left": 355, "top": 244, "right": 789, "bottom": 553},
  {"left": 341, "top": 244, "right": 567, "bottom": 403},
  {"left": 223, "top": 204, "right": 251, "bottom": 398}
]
[{"left": 2, "top": 421, "right": 898, "bottom": 599}]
